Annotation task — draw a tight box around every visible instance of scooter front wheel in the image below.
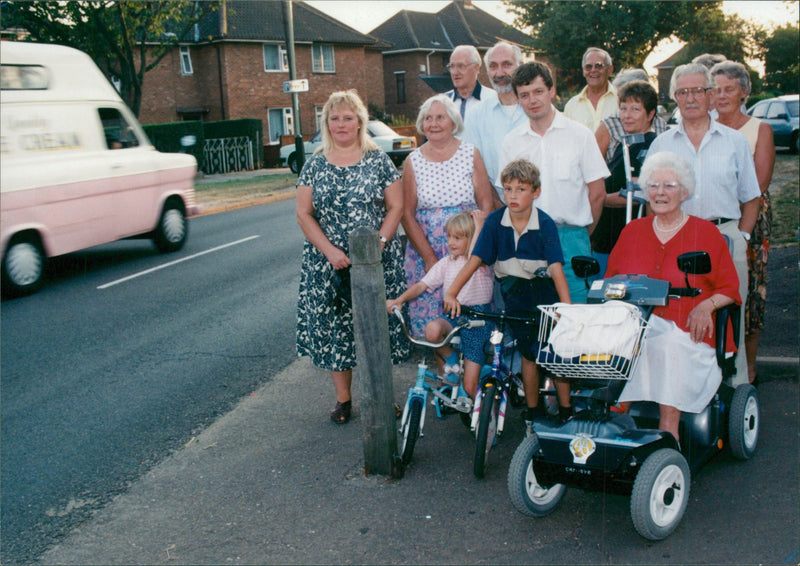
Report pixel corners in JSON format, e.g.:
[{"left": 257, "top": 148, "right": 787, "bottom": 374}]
[
  {"left": 507, "top": 434, "right": 566, "bottom": 516},
  {"left": 630, "top": 448, "right": 690, "bottom": 540}
]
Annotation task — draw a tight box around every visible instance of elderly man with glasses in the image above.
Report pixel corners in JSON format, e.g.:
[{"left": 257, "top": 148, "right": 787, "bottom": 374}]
[
  {"left": 646, "top": 62, "right": 761, "bottom": 386},
  {"left": 564, "top": 47, "right": 618, "bottom": 132},
  {"left": 462, "top": 41, "right": 529, "bottom": 206},
  {"left": 444, "top": 45, "right": 496, "bottom": 123}
]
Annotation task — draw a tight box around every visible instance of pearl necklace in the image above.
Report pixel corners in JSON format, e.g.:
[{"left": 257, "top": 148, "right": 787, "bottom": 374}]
[{"left": 653, "top": 212, "right": 687, "bottom": 234}]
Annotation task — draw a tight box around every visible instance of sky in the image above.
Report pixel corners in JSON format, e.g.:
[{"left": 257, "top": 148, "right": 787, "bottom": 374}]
[{"left": 305, "top": 0, "right": 799, "bottom": 75}]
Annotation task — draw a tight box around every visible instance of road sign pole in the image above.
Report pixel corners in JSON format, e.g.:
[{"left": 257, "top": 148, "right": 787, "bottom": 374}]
[{"left": 282, "top": 0, "right": 304, "bottom": 173}]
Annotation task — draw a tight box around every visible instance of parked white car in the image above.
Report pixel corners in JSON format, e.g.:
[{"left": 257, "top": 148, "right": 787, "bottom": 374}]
[{"left": 279, "top": 120, "right": 416, "bottom": 173}]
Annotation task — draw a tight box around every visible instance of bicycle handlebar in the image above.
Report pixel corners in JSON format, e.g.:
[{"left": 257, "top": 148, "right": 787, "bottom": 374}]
[
  {"left": 391, "top": 306, "right": 485, "bottom": 349},
  {"left": 460, "top": 305, "right": 539, "bottom": 326}
]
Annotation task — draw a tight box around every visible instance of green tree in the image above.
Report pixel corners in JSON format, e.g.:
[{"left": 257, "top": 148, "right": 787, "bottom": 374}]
[
  {"left": 504, "top": 0, "right": 720, "bottom": 92},
  {"left": 1, "top": 1, "right": 217, "bottom": 116},
  {"left": 758, "top": 25, "right": 800, "bottom": 93},
  {"left": 669, "top": 9, "right": 759, "bottom": 68}
]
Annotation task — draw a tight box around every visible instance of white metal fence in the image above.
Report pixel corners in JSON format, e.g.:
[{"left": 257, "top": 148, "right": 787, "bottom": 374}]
[{"left": 203, "top": 136, "right": 254, "bottom": 175}]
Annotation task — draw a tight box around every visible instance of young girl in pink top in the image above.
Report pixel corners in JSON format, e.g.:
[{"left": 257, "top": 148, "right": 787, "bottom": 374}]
[{"left": 387, "top": 210, "right": 494, "bottom": 398}]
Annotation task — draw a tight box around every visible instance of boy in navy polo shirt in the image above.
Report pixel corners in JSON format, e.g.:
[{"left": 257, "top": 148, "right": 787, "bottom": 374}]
[{"left": 444, "top": 159, "right": 572, "bottom": 434}]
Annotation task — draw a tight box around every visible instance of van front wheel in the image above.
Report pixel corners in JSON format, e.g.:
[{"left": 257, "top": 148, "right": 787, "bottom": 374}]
[
  {"left": 2, "top": 235, "right": 45, "bottom": 297},
  {"left": 153, "top": 201, "right": 188, "bottom": 253}
]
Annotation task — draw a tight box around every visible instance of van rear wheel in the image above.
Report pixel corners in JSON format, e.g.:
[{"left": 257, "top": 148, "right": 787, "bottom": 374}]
[
  {"left": 153, "top": 200, "right": 188, "bottom": 252},
  {"left": 2, "top": 235, "right": 45, "bottom": 297}
]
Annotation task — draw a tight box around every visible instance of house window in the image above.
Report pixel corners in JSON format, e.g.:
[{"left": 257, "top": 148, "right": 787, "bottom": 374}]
[
  {"left": 263, "top": 44, "right": 288, "bottom": 72},
  {"left": 179, "top": 46, "right": 193, "bottom": 76},
  {"left": 312, "top": 44, "right": 335, "bottom": 73},
  {"left": 395, "top": 71, "right": 406, "bottom": 104},
  {"left": 268, "top": 107, "right": 294, "bottom": 144}
]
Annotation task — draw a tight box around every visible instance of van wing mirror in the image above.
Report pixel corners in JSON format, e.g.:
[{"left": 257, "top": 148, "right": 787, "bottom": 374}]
[
  {"left": 571, "top": 255, "right": 600, "bottom": 279},
  {"left": 677, "top": 251, "right": 711, "bottom": 275}
]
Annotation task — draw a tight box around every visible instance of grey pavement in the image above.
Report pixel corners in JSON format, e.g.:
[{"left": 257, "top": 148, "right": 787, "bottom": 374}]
[{"left": 39, "top": 239, "right": 798, "bottom": 564}]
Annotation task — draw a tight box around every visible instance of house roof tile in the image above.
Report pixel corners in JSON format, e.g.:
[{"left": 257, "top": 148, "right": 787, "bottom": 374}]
[
  {"left": 368, "top": 1, "right": 530, "bottom": 52},
  {"left": 196, "top": 0, "right": 376, "bottom": 45}
]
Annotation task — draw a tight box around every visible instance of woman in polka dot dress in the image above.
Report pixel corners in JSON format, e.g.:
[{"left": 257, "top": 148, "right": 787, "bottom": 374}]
[{"left": 401, "top": 94, "right": 494, "bottom": 337}]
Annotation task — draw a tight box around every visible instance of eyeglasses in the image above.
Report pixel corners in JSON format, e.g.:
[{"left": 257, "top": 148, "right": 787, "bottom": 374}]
[
  {"left": 674, "top": 87, "right": 711, "bottom": 99},
  {"left": 583, "top": 62, "right": 607, "bottom": 72},
  {"left": 646, "top": 181, "right": 681, "bottom": 192},
  {"left": 446, "top": 62, "right": 477, "bottom": 72}
]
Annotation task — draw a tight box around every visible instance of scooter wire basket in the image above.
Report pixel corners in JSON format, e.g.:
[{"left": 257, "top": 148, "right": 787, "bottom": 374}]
[{"left": 535, "top": 302, "right": 648, "bottom": 381}]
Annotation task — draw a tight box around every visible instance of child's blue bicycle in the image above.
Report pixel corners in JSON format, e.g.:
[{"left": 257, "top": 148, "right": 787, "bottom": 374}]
[
  {"left": 391, "top": 306, "right": 483, "bottom": 467},
  {"left": 460, "top": 306, "right": 537, "bottom": 478}
]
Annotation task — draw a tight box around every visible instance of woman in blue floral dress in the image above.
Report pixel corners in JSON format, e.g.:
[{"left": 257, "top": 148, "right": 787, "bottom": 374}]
[
  {"left": 402, "top": 94, "right": 495, "bottom": 337},
  {"left": 296, "top": 90, "right": 409, "bottom": 424}
]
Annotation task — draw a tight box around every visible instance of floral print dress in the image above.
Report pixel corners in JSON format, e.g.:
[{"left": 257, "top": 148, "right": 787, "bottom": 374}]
[
  {"left": 296, "top": 150, "right": 410, "bottom": 371},
  {"left": 404, "top": 141, "right": 478, "bottom": 336}
]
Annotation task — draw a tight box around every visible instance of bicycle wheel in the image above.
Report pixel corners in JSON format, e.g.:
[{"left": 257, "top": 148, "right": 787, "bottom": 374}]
[
  {"left": 473, "top": 382, "right": 498, "bottom": 478},
  {"left": 401, "top": 397, "right": 423, "bottom": 466}
]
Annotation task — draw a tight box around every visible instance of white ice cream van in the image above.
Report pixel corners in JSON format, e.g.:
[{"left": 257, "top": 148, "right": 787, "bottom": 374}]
[{"left": 1, "top": 41, "right": 198, "bottom": 296}]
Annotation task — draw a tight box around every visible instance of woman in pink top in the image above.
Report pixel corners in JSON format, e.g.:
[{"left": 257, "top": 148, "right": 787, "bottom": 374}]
[{"left": 388, "top": 210, "right": 492, "bottom": 398}]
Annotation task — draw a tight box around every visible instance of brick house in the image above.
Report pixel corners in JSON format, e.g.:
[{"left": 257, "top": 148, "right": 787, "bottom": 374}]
[
  {"left": 367, "top": 0, "right": 533, "bottom": 120},
  {"left": 138, "top": 0, "right": 384, "bottom": 153}
]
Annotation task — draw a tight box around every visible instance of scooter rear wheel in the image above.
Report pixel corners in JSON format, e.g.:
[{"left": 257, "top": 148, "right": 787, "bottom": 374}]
[
  {"left": 630, "top": 448, "right": 690, "bottom": 540},
  {"left": 728, "top": 384, "right": 759, "bottom": 460}
]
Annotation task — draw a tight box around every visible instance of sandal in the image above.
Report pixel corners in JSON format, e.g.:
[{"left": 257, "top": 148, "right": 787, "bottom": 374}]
[{"left": 331, "top": 400, "right": 351, "bottom": 424}]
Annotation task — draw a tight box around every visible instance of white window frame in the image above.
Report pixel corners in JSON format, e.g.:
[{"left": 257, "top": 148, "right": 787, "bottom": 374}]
[
  {"left": 263, "top": 44, "right": 288, "bottom": 72},
  {"left": 268, "top": 107, "right": 294, "bottom": 144},
  {"left": 312, "top": 44, "right": 335, "bottom": 73},
  {"left": 179, "top": 46, "right": 193, "bottom": 76}
]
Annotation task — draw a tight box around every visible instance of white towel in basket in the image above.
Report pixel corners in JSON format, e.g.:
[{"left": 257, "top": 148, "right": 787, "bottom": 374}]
[{"left": 546, "top": 301, "right": 642, "bottom": 358}]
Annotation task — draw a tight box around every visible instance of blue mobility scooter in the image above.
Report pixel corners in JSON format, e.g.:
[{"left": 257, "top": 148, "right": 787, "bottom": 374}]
[{"left": 506, "top": 253, "right": 760, "bottom": 540}]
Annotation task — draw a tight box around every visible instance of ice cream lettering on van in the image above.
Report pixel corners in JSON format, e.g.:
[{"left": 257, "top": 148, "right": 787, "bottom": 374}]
[{"left": 0, "top": 116, "right": 82, "bottom": 154}]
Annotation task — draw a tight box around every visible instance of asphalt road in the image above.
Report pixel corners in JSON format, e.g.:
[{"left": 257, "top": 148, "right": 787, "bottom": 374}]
[
  {"left": 1, "top": 194, "right": 797, "bottom": 564},
  {"left": 0, "top": 200, "right": 302, "bottom": 564}
]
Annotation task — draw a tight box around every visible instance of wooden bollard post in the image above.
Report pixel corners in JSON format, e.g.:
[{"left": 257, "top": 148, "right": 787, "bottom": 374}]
[{"left": 349, "top": 226, "right": 398, "bottom": 477}]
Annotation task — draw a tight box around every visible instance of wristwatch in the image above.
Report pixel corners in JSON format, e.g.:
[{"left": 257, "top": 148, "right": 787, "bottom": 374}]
[
  {"left": 379, "top": 235, "right": 388, "bottom": 245},
  {"left": 740, "top": 231, "right": 751, "bottom": 242}
]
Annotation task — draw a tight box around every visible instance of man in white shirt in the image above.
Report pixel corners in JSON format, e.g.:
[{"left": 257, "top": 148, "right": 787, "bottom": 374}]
[
  {"left": 564, "top": 47, "right": 618, "bottom": 132},
  {"left": 462, "top": 41, "right": 528, "bottom": 206},
  {"left": 497, "top": 62, "right": 610, "bottom": 302},
  {"left": 444, "top": 45, "right": 496, "bottom": 122},
  {"left": 647, "top": 62, "right": 760, "bottom": 385}
]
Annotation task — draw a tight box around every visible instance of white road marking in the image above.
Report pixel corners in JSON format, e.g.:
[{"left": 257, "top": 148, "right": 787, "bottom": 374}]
[{"left": 97, "top": 235, "right": 260, "bottom": 289}]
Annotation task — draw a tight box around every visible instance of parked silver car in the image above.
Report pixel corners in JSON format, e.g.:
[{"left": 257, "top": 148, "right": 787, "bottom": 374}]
[
  {"left": 280, "top": 120, "right": 416, "bottom": 173},
  {"left": 747, "top": 94, "right": 799, "bottom": 153}
]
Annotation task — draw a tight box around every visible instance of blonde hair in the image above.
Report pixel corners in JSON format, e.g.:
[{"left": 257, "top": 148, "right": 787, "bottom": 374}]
[
  {"left": 445, "top": 211, "right": 476, "bottom": 240},
  {"left": 318, "top": 89, "right": 379, "bottom": 155}
]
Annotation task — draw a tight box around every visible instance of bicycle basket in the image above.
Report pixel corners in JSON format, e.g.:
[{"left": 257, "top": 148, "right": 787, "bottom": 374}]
[{"left": 536, "top": 302, "right": 647, "bottom": 381}]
